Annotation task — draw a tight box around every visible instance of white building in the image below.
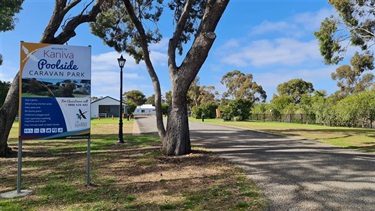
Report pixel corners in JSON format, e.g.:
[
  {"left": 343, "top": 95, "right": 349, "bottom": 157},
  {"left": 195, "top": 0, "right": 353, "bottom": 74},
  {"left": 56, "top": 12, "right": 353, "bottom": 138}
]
[
  {"left": 91, "top": 96, "right": 127, "bottom": 118},
  {"left": 133, "top": 104, "right": 156, "bottom": 116}
]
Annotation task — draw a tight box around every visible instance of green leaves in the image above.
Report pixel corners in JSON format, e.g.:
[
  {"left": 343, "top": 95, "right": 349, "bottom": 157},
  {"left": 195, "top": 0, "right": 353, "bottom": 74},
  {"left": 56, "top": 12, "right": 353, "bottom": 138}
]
[
  {"left": 316, "top": 0, "right": 375, "bottom": 65},
  {"left": 314, "top": 17, "right": 342, "bottom": 65},
  {"left": 331, "top": 52, "right": 374, "bottom": 96},
  {"left": 0, "top": 0, "right": 24, "bottom": 32},
  {"left": 221, "top": 70, "right": 267, "bottom": 103},
  {"left": 125, "top": 90, "right": 147, "bottom": 105},
  {"left": 90, "top": 0, "right": 163, "bottom": 63},
  {"left": 276, "top": 79, "right": 314, "bottom": 104}
]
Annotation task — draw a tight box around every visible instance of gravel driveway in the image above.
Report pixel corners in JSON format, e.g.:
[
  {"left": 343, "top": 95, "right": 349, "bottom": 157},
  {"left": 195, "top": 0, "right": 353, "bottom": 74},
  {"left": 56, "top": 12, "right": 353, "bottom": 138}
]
[{"left": 135, "top": 116, "right": 375, "bottom": 210}]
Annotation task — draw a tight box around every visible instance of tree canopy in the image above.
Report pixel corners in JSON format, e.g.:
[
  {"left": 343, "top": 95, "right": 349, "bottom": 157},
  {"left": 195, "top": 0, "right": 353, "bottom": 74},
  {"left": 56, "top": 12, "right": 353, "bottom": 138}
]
[
  {"left": 0, "top": 0, "right": 24, "bottom": 32},
  {"left": 276, "top": 79, "right": 314, "bottom": 104},
  {"left": 314, "top": 0, "right": 375, "bottom": 65},
  {"left": 221, "top": 70, "right": 267, "bottom": 103},
  {"left": 125, "top": 90, "right": 146, "bottom": 106},
  {"left": 0, "top": 0, "right": 24, "bottom": 65}
]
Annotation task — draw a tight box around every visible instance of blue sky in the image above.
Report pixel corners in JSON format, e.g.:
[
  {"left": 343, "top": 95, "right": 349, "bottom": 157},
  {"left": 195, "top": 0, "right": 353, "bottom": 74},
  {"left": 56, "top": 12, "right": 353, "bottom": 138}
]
[{"left": 1, "top": 0, "right": 341, "bottom": 101}]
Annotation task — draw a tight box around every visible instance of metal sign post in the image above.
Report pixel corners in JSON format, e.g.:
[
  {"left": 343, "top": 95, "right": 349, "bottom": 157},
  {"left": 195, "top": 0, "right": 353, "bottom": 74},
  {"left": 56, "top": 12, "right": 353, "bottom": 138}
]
[
  {"left": 86, "top": 137, "right": 91, "bottom": 186},
  {"left": 17, "top": 138, "right": 22, "bottom": 194}
]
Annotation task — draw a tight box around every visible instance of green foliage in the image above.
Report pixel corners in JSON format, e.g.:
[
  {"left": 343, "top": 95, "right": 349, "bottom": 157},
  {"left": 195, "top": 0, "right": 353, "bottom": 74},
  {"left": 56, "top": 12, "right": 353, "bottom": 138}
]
[
  {"left": 166, "top": 0, "right": 206, "bottom": 55},
  {"left": 333, "top": 91, "right": 375, "bottom": 127},
  {"left": 332, "top": 52, "right": 374, "bottom": 96},
  {"left": 270, "top": 94, "right": 292, "bottom": 112},
  {"left": 161, "top": 103, "right": 169, "bottom": 115},
  {"left": 126, "top": 101, "right": 137, "bottom": 115},
  {"left": 90, "top": 0, "right": 205, "bottom": 62},
  {"left": 221, "top": 70, "right": 267, "bottom": 103},
  {"left": 125, "top": 90, "right": 146, "bottom": 106},
  {"left": 187, "top": 76, "right": 218, "bottom": 111},
  {"left": 0, "top": 80, "right": 10, "bottom": 107},
  {"left": 0, "top": 0, "right": 24, "bottom": 32},
  {"left": 315, "top": 1, "right": 375, "bottom": 65},
  {"left": 90, "top": 0, "right": 163, "bottom": 63},
  {"left": 146, "top": 94, "right": 155, "bottom": 105},
  {"left": 314, "top": 17, "right": 342, "bottom": 64},
  {"left": 220, "top": 99, "right": 252, "bottom": 121},
  {"left": 0, "top": 0, "right": 24, "bottom": 66},
  {"left": 192, "top": 103, "right": 218, "bottom": 119},
  {"left": 276, "top": 79, "right": 314, "bottom": 104},
  {"left": 165, "top": 91, "right": 172, "bottom": 106}
]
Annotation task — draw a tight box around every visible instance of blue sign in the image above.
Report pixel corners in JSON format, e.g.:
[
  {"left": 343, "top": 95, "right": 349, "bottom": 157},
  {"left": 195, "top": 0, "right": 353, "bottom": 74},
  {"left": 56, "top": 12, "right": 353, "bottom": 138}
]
[{"left": 20, "top": 42, "right": 91, "bottom": 140}]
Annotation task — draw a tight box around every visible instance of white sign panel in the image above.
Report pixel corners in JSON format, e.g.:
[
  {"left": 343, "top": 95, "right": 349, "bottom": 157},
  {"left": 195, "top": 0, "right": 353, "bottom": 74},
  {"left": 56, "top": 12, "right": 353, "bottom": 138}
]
[{"left": 19, "top": 42, "right": 91, "bottom": 140}]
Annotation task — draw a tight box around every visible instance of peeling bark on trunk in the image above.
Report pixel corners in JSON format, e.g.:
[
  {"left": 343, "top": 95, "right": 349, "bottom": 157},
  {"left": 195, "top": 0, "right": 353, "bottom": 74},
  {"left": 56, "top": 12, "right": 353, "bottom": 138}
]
[
  {"left": 163, "top": 94, "right": 191, "bottom": 156},
  {"left": 0, "top": 73, "right": 19, "bottom": 157}
]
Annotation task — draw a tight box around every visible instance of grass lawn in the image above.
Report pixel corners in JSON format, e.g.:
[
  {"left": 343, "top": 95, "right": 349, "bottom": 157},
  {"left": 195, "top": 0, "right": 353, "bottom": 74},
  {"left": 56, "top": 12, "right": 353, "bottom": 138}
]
[
  {"left": 191, "top": 118, "right": 375, "bottom": 153},
  {"left": 0, "top": 118, "right": 267, "bottom": 210}
]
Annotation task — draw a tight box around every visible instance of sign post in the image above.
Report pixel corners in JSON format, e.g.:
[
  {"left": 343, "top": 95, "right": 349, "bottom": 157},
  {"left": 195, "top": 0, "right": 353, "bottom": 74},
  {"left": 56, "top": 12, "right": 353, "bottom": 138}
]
[{"left": 7, "top": 42, "right": 91, "bottom": 197}]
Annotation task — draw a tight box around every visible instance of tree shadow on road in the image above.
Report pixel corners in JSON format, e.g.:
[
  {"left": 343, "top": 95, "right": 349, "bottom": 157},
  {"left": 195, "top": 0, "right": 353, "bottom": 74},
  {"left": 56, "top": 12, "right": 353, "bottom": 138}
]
[{"left": 189, "top": 126, "right": 375, "bottom": 210}]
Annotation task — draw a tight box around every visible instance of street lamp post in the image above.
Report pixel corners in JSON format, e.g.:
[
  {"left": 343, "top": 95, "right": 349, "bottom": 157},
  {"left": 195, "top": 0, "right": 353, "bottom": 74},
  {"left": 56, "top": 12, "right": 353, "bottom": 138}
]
[{"left": 117, "top": 55, "right": 126, "bottom": 143}]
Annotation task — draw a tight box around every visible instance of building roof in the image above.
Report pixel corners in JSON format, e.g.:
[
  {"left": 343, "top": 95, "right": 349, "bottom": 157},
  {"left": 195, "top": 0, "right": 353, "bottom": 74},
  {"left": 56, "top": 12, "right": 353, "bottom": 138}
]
[
  {"left": 136, "top": 104, "right": 155, "bottom": 109},
  {"left": 92, "top": 96, "right": 119, "bottom": 104}
]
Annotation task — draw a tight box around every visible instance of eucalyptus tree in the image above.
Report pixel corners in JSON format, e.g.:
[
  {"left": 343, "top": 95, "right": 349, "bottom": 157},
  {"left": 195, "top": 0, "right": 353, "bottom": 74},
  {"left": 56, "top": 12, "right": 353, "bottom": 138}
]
[
  {"left": 276, "top": 79, "right": 314, "bottom": 104},
  {"left": 187, "top": 77, "right": 201, "bottom": 109},
  {"left": 221, "top": 70, "right": 267, "bottom": 103},
  {"left": 314, "top": 0, "right": 375, "bottom": 65},
  {"left": 90, "top": 0, "right": 229, "bottom": 155},
  {"left": 146, "top": 94, "right": 155, "bottom": 105},
  {"left": 0, "top": 0, "right": 107, "bottom": 157},
  {"left": 0, "top": 0, "right": 24, "bottom": 66},
  {"left": 331, "top": 52, "right": 374, "bottom": 96},
  {"left": 125, "top": 90, "right": 146, "bottom": 106}
]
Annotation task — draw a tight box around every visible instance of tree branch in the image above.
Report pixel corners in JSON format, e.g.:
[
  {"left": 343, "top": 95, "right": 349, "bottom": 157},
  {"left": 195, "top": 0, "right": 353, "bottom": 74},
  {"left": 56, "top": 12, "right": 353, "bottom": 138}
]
[
  {"left": 54, "top": 0, "right": 104, "bottom": 44},
  {"left": 41, "top": 0, "right": 68, "bottom": 43},
  {"left": 41, "top": 0, "right": 104, "bottom": 44},
  {"left": 122, "top": 0, "right": 166, "bottom": 138},
  {"left": 179, "top": 0, "right": 229, "bottom": 86},
  {"left": 168, "top": 0, "right": 193, "bottom": 72}
]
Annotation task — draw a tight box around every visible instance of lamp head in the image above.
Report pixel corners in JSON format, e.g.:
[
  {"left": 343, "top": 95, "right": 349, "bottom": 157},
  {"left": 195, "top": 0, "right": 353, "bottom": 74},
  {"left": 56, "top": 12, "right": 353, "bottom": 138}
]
[{"left": 117, "top": 55, "right": 126, "bottom": 68}]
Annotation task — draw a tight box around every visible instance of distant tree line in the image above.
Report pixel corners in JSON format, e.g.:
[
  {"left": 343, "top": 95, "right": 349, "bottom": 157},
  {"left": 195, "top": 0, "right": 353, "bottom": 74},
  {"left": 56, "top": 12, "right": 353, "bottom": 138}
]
[
  {"left": 95, "top": 63, "right": 375, "bottom": 129},
  {"left": 186, "top": 68, "right": 375, "bottom": 128}
]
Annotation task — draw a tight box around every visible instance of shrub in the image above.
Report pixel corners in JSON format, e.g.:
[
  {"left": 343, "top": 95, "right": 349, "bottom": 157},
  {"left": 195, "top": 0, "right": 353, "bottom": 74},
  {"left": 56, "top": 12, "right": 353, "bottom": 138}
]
[
  {"left": 220, "top": 99, "right": 252, "bottom": 121},
  {"left": 192, "top": 103, "right": 218, "bottom": 119}
]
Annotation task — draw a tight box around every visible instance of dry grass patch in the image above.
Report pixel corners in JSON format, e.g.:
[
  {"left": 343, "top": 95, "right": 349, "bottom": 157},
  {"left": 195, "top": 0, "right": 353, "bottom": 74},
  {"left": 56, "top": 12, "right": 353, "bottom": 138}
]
[{"left": 1, "top": 121, "right": 267, "bottom": 210}]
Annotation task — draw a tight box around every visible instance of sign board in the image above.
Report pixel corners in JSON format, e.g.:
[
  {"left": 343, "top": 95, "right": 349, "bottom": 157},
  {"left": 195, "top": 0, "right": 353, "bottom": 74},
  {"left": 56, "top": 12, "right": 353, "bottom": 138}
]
[{"left": 19, "top": 42, "right": 91, "bottom": 140}]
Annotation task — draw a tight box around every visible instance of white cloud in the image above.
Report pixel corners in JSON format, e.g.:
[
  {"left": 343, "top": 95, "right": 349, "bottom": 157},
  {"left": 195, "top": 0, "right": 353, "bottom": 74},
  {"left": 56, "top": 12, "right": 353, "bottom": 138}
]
[
  {"left": 221, "top": 38, "right": 320, "bottom": 67},
  {"left": 293, "top": 8, "right": 335, "bottom": 31},
  {"left": 150, "top": 51, "right": 168, "bottom": 67},
  {"left": 252, "top": 21, "right": 301, "bottom": 37},
  {"left": 91, "top": 51, "right": 140, "bottom": 71},
  {"left": 90, "top": 49, "right": 168, "bottom": 97},
  {"left": 251, "top": 8, "right": 335, "bottom": 38},
  {"left": 149, "top": 38, "right": 169, "bottom": 52},
  {"left": 254, "top": 66, "right": 337, "bottom": 99}
]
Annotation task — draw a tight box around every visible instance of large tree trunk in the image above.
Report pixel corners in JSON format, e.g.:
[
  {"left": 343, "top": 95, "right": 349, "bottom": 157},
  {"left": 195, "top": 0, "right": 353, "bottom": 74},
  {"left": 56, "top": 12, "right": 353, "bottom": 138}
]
[
  {"left": 160, "top": 0, "right": 229, "bottom": 156},
  {"left": 162, "top": 90, "right": 191, "bottom": 156},
  {"left": 0, "top": 73, "right": 19, "bottom": 157}
]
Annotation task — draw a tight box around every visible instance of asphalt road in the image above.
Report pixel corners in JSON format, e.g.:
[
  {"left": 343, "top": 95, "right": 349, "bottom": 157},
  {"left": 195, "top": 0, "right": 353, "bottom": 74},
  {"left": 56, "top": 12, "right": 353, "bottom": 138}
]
[{"left": 135, "top": 116, "right": 375, "bottom": 211}]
